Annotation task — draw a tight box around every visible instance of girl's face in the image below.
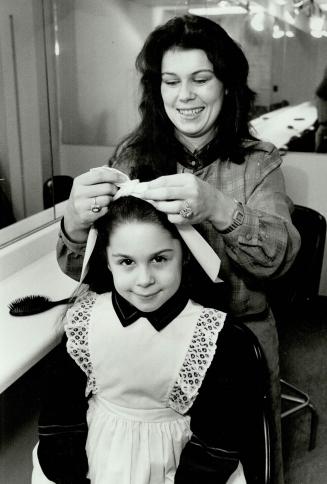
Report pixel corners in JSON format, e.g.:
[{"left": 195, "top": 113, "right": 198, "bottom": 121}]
[
  {"left": 161, "top": 48, "right": 224, "bottom": 146},
  {"left": 107, "top": 221, "right": 183, "bottom": 312}
]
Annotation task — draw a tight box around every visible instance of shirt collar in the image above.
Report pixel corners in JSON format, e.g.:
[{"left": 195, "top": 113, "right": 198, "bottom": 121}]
[
  {"left": 177, "top": 137, "right": 222, "bottom": 171},
  {"left": 112, "top": 287, "right": 189, "bottom": 331}
]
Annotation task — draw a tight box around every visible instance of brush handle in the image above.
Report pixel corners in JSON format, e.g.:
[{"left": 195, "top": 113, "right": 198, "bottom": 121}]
[{"left": 50, "top": 297, "right": 73, "bottom": 307}]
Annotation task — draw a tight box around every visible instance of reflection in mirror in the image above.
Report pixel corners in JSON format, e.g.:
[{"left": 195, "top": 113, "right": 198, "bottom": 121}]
[
  {"left": 0, "top": 0, "right": 326, "bottom": 249},
  {"left": 0, "top": 0, "right": 59, "bottom": 246}
]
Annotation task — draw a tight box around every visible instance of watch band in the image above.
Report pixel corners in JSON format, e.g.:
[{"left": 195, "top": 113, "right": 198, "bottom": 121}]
[{"left": 219, "top": 201, "right": 245, "bottom": 234}]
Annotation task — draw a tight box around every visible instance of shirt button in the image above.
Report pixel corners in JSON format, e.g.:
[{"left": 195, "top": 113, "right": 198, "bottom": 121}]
[
  {"left": 191, "top": 160, "right": 196, "bottom": 166},
  {"left": 246, "top": 233, "right": 252, "bottom": 240}
]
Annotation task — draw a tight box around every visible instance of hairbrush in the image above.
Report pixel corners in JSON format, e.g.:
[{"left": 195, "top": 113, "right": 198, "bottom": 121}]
[{"left": 8, "top": 295, "right": 74, "bottom": 316}]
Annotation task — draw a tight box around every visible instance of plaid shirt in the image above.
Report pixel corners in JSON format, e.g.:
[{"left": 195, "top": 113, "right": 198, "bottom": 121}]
[{"left": 57, "top": 139, "right": 300, "bottom": 319}]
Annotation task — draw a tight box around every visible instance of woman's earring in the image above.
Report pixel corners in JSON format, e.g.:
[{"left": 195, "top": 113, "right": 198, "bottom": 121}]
[{"left": 225, "top": 88, "right": 229, "bottom": 95}]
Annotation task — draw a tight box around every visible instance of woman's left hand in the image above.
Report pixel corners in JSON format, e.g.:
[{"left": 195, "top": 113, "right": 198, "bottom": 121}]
[{"left": 137, "top": 173, "right": 226, "bottom": 225}]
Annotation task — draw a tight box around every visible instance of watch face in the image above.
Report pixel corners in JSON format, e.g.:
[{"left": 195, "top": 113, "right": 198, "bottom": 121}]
[
  {"left": 233, "top": 203, "right": 244, "bottom": 224},
  {"left": 235, "top": 209, "right": 244, "bottom": 223}
]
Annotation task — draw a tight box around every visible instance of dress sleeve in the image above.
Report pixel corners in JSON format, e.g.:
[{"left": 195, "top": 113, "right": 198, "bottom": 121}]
[
  {"left": 175, "top": 322, "right": 269, "bottom": 484},
  {"left": 37, "top": 334, "right": 90, "bottom": 483},
  {"left": 222, "top": 145, "right": 301, "bottom": 279}
]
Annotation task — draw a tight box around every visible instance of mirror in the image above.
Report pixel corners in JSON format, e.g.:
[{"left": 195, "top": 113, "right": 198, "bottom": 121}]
[
  {"left": 0, "top": 0, "right": 59, "bottom": 246},
  {"left": 0, "top": 0, "right": 326, "bottom": 248}
]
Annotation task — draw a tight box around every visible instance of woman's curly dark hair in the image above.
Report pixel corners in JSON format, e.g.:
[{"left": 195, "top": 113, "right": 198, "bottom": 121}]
[{"left": 112, "top": 14, "right": 256, "bottom": 173}]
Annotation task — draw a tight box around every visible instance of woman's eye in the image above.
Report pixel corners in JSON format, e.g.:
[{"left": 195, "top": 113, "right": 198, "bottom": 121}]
[
  {"left": 193, "top": 78, "right": 208, "bottom": 84},
  {"left": 152, "top": 255, "right": 167, "bottom": 264},
  {"left": 162, "top": 79, "right": 179, "bottom": 86}
]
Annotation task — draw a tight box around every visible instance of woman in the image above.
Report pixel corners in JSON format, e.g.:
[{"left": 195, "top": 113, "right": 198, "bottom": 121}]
[{"left": 57, "top": 15, "right": 300, "bottom": 484}]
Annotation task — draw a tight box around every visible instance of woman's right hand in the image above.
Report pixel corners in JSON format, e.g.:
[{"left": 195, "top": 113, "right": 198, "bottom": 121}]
[{"left": 63, "top": 167, "right": 127, "bottom": 242}]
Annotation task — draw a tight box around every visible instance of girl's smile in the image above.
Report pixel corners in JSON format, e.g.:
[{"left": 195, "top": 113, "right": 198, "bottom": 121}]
[{"left": 107, "top": 221, "right": 183, "bottom": 313}]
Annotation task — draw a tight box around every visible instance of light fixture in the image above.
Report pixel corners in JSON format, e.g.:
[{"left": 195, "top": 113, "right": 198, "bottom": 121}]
[
  {"left": 286, "top": 29, "right": 295, "bottom": 36},
  {"left": 250, "top": 12, "right": 265, "bottom": 31},
  {"left": 310, "top": 29, "right": 323, "bottom": 36},
  {"left": 272, "top": 23, "right": 285, "bottom": 38},
  {"left": 188, "top": 6, "right": 247, "bottom": 15}
]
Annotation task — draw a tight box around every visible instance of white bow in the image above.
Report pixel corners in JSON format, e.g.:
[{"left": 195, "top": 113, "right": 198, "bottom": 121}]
[{"left": 80, "top": 167, "right": 222, "bottom": 284}]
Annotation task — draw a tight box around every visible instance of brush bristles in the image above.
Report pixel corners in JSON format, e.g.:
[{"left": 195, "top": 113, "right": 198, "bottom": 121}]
[{"left": 8, "top": 295, "right": 52, "bottom": 316}]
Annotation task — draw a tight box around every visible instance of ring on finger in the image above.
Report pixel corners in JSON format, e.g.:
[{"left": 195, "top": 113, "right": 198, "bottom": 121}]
[
  {"left": 91, "top": 197, "right": 101, "bottom": 213},
  {"left": 179, "top": 200, "right": 193, "bottom": 219}
]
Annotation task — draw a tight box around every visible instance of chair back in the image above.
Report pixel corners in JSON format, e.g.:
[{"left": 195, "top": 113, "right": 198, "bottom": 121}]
[
  {"left": 188, "top": 320, "right": 272, "bottom": 484},
  {"left": 231, "top": 323, "right": 271, "bottom": 484},
  {"left": 268, "top": 204, "right": 326, "bottom": 317},
  {"left": 43, "top": 175, "right": 73, "bottom": 209}
]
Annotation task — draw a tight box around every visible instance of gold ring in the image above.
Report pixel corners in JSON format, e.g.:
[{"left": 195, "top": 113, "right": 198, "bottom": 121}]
[
  {"left": 179, "top": 200, "right": 193, "bottom": 219},
  {"left": 91, "top": 197, "right": 101, "bottom": 213}
]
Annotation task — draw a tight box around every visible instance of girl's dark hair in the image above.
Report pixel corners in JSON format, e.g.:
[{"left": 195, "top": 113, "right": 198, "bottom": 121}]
[
  {"left": 85, "top": 196, "right": 188, "bottom": 294},
  {"left": 96, "top": 196, "right": 181, "bottom": 250},
  {"left": 112, "top": 14, "right": 256, "bottom": 174}
]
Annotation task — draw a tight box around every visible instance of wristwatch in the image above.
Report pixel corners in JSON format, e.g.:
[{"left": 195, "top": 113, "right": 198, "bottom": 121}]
[{"left": 219, "top": 201, "right": 245, "bottom": 234}]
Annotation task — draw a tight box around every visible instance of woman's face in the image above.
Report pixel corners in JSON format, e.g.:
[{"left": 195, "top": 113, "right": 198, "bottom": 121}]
[
  {"left": 107, "top": 221, "right": 183, "bottom": 312},
  {"left": 161, "top": 48, "right": 224, "bottom": 144}
]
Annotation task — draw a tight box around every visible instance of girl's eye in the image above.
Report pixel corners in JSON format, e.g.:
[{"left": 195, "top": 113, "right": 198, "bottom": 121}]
[{"left": 152, "top": 255, "right": 167, "bottom": 264}]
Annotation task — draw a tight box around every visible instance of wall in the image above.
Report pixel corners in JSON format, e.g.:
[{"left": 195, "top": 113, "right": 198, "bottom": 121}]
[
  {"left": 57, "top": 0, "right": 152, "bottom": 149},
  {"left": 0, "top": 0, "right": 45, "bottom": 220},
  {"left": 271, "top": 30, "right": 327, "bottom": 106},
  {"left": 281, "top": 151, "right": 327, "bottom": 295},
  {"left": 59, "top": 143, "right": 115, "bottom": 177}
]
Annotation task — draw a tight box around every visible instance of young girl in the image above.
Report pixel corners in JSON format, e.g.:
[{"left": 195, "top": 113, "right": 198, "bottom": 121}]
[{"left": 32, "top": 195, "right": 265, "bottom": 484}]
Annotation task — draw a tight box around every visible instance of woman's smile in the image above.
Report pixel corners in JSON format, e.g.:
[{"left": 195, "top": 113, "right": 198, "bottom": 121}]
[
  {"left": 177, "top": 107, "right": 205, "bottom": 118},
  {"left": 161, "top": 48, "right": 225, "bottom": 144}
]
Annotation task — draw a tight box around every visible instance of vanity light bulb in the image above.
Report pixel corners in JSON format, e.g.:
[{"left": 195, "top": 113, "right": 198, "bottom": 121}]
[
  {"left": 250, "top": 12, "right": 265, "bottom": 31},
  {"left": 309, "top": 15, "right": 324, "bottom": 31},
  {"left": 272, "top": 25, "right": 285, "bottom": 38},
  {"left": 55, "top": 40, "right": 60, "bottom": 56},
  {"left": 310, "top": 29, "right": 323, "bottom": 37}
]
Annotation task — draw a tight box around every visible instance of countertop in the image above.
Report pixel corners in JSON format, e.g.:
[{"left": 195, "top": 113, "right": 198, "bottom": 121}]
[
  {"left": 251, "top": 101, "right": 317, "bottom": 148},
  {"left": 0, "top": 226, "right": 78, "bottom": 394}
]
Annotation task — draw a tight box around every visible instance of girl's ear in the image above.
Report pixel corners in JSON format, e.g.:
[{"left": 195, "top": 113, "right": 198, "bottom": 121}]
[{"left": 106, "top": 248, "right": 112, "bottom": 272}]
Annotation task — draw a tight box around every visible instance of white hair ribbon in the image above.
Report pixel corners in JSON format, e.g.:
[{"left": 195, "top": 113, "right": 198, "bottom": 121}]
[{"left": 80, "top": 167, "right": 222, "bottom": 283}]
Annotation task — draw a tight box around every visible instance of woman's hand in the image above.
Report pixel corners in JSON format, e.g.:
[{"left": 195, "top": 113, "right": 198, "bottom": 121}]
[
  {"left": 63, "top": 167, "right": 127, "bottom": 242},
  {"left": 139, "top": 173, "right": 236, "bottom": 229}
]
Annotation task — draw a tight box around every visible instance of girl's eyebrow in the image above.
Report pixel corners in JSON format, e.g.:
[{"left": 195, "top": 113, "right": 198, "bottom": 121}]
[
  {"left": 110, "top": 248, "right": 174, "bottom": 258},
  {"left": 161, "top": 69, "right": 214, "bottom": 76}
]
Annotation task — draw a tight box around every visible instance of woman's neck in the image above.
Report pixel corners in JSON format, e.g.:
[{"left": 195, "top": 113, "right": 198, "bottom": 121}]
[{"left": 175, "top": 129, "right": 216, "bottom": 153}]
